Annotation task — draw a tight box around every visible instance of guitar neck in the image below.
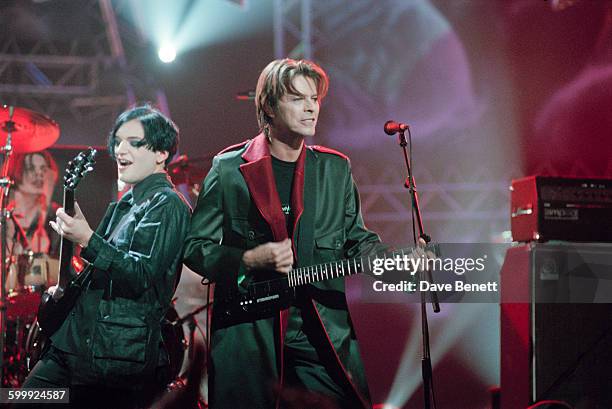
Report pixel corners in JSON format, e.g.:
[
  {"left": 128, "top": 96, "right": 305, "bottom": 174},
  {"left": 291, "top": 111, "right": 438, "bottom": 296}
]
[
  {"left": 57, "top": 188, "right": 75, "bottom": 289},
  {"left": 286, "top": 247, "right": 415, "bottom": 287}
]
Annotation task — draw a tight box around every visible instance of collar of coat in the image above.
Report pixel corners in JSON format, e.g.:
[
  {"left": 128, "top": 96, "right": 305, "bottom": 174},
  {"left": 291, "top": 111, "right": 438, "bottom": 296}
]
[
  {"left": 239, "top": 133, "right": 305, "bottom": 244},
  {"left": 123, "top": 172, "right": 174, "bottom": 205}
]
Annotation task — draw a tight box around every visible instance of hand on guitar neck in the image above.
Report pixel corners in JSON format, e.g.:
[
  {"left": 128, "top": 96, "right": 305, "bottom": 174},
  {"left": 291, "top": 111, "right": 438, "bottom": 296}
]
[
  {"left": 49, "top": 201, "right": 94, "bottom": 248},
  {"left": 242, "top": 238, "right": 294, "bottom": 274}
]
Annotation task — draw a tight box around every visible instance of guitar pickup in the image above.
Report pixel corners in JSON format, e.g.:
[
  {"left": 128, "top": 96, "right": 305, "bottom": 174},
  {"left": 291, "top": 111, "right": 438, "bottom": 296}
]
[{"left": 257, "top": 294, "right": 280, "bottom": 303}]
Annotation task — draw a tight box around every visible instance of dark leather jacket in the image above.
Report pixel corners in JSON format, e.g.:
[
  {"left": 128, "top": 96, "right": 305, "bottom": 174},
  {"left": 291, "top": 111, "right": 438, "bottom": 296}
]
[{"left": 50, "top": 172, "right": 191, "bottom": 388}]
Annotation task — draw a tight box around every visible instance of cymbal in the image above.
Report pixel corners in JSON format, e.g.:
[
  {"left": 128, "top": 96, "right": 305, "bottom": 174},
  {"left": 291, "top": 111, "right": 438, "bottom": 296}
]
[
  {"left": 0, "top": 105, "right": 60, "bottom": 153},
  {"left": 168, "top": 154, "right": 209, "bottom": 185}
]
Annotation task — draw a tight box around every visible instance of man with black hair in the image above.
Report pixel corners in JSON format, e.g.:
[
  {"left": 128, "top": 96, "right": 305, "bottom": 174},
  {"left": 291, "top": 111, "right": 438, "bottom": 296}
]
[{"left": 22, "top": 105, "right": 191, "bottom": 409}]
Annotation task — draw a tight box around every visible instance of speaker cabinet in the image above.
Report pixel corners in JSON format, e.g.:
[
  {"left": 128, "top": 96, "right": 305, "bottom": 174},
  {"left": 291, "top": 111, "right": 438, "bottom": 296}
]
[{"left": 500, "top": 243, "right": 612, "bottom": 409}]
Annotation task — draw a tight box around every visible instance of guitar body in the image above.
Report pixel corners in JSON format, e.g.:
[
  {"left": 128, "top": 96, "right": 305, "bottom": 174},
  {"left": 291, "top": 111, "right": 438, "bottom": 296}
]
[
  {"left": 36, "top": 267, "right": 92, "bottom": 335},
  {"left": 213, "top": 279, "right": 295, "bottom": 328}
]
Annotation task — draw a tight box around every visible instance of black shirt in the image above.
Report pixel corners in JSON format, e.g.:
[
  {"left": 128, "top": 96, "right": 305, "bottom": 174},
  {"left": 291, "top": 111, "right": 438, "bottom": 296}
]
[{"left": 271, "top": 155, "right": 295, "bottom": 236}]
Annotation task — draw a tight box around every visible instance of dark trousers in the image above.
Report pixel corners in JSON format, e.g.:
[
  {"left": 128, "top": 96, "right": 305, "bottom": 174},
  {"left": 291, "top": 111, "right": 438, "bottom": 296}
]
[
  {"left": 19, "top": 346, "right": 166, "bottom": 409},
  {"left": 283, "top": 304, "right": 370, "bottom": 409}
]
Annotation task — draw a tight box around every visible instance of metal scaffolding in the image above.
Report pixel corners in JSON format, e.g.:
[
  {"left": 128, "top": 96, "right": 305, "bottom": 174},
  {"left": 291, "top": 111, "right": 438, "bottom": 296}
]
[
  {"left": 352, "top": 164, "right": 515, "bottom": 243},
  {"left": 0, "top": 0, "right": 165, "bottom": 126},
  {"left": 273, "top": 0, "right": 314, "bottom": 60}
]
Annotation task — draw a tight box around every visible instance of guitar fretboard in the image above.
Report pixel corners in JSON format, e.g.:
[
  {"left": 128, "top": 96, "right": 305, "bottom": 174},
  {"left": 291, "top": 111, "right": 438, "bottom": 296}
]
[{"left": 287, "top": 247, "right": 416, "bottom": 287}]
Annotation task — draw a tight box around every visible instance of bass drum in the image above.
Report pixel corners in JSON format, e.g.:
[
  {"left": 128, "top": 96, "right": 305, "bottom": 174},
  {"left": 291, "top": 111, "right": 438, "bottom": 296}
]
[{"left": 26, "top": 307, "right": 187, "bottom": 378}]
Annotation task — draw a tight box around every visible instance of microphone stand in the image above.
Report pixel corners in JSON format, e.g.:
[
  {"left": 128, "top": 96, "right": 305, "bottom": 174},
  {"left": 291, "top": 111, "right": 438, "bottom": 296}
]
[
  {"left": 173, "top": 301, "right": 211, "bottom": 372},
  {"left": 395, "top": 127, "right": 440, "bottom": 409},
  {"left": 166, "top": 302, "right": 210, "bottom": 409}
]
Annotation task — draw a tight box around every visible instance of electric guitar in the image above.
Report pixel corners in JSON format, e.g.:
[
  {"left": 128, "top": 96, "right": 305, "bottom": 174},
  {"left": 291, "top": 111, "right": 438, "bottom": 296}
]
[
  {"left": 37, "top": 148, "right": 97, "bottom": 336},
  {"left": 214, "top": 243, "right": 438, "bottom": 327}
]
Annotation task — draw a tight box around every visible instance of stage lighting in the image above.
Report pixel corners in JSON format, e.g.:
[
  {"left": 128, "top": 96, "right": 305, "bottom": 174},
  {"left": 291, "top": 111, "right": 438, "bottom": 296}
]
[{"left": 158, "top": 43, "right": 176, "bottom": 63}]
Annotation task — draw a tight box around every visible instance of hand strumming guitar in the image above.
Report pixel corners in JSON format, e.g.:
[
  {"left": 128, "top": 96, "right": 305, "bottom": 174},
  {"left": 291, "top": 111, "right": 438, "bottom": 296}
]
[{"left": 242, "top": 238, "right": 293, "bottom": 274}]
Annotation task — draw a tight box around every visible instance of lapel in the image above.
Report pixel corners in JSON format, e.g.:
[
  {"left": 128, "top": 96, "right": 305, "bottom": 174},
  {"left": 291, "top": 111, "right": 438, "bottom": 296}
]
[
  {"left": 239, "top": 133, "right": 307, "bottom": 242},
  {"left": 240, "top": 133, "right": 286, "bottom": 241}
]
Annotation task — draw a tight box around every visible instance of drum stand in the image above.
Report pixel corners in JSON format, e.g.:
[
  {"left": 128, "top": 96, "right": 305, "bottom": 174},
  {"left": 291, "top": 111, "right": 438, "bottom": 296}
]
[
  {"left": 0, "top": 106, "right": 16, "bottom": 386},
  {"left": 174, "top": 302, "right": 210, "bottom": 375},
  {"left": 168, "top": 302, "right": 210, "bottom": 408}
]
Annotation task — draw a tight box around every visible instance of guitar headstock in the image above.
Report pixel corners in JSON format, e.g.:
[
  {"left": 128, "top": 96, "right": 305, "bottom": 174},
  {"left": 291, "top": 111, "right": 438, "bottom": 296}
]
[{"left": 64, "top": 147, "right": 97, "bottom": 190}]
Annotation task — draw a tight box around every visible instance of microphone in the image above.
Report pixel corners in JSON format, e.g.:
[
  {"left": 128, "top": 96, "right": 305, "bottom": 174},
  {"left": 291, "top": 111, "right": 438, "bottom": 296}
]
[
  {"left": 235, "top": 90, "right": 256, "bottom": 101},
  {"left": 384, "top": 120, "right": 409, "bottom": 135}
]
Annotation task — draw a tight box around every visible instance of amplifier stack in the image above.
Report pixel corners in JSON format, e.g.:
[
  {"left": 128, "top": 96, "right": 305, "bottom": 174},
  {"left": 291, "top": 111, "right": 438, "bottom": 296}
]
[{"left": 502, "top": 175, "right": 612, "bottom": 409}]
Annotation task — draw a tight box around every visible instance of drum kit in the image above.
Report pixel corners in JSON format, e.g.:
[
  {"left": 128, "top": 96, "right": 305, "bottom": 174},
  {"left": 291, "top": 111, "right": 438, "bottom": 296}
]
[
  {"left": 1, "top": 105, "right": 61, "bottom": 386},
  {"left": 1, "top": 105, "right": 212, "bottom": 390}
]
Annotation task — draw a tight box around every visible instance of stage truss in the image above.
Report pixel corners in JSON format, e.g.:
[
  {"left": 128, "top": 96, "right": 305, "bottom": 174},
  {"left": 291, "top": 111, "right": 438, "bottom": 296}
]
[{"left": 0, "top": 0, "right": 168, "bottom": 126}]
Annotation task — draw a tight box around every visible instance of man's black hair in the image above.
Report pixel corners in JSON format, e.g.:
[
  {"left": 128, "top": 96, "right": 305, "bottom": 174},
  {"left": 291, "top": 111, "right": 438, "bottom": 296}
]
[{"left": 108, "top": 104, "right": 179, "bottom": 166}]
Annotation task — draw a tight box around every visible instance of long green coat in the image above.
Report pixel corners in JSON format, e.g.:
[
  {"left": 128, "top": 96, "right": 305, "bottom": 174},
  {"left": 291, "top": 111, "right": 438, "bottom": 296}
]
[{"left": 184, "top": 134, "right": 381, "bottom": 409}]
